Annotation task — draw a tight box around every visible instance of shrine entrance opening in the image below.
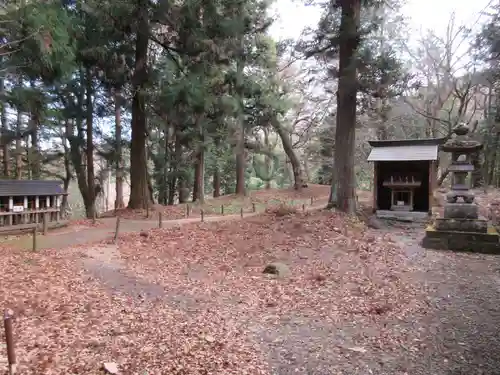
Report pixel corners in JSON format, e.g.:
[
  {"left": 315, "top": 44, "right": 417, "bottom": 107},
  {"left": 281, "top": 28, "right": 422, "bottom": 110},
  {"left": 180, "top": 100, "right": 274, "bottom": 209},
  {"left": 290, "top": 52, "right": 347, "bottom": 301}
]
[{"left": 377, "top": 161, "right": 428, "bottom": 212}]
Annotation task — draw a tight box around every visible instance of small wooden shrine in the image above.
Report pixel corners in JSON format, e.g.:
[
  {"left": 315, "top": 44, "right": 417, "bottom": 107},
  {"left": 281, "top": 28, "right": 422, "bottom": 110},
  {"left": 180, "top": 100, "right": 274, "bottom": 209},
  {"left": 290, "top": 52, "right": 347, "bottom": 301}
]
[
  {"left": 382, "top": 174, "right": 421, "bottom": 211},
  {"left": 0, "top": 180, "right": 66, "bottom": 231},
  {"left": 367, "top": 138, "right": 446, "bottom": 220}
]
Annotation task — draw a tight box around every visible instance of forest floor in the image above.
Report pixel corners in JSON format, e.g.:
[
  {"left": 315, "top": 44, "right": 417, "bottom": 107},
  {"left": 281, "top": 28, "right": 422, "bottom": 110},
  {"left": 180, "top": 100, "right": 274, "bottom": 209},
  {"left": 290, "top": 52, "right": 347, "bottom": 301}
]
[
  {"left": 1, "top": 187, "right": 500, "bottom": 374},
  {"left": 100, "top": 184, "right": 333, "bottom": 220}
]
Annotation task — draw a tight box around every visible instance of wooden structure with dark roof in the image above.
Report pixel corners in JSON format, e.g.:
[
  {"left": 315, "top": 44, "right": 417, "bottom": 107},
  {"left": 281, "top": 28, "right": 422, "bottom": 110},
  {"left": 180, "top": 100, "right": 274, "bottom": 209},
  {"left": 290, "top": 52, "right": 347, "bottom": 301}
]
[
  {"left": 0, "top": 180, "right": 67, "bottom": 230},
  {"left": 367, "top": 138, "right": 446, "bottom": 220}
]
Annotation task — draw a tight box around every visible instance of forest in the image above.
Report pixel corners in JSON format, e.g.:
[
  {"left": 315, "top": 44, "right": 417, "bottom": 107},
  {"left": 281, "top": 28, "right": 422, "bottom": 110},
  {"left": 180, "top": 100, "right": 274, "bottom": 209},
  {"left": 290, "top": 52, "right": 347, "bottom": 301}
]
[
  {"left": 0, "top": 0, "right": 499, "bottom": 218},
  {"left": 4, "top": 2, "right": 500, "bottom": 374}
]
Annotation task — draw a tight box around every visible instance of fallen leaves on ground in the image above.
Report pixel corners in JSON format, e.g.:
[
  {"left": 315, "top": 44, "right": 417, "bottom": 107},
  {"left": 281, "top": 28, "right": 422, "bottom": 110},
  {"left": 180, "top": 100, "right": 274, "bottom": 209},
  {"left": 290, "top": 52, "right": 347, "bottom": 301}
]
[
  {"left": 112, "top": 210, "right": 426, "bottom": 360},
  {"left": 100, "top": 184, "right": 331, "bottom": 221},
  {"left": 0, "top": 245, "right": 269, "bottom": 374},
  {"left": 0, "top": 206, "right": 427, "bottom": 374},
  {"left": 473, "top": 188, "right": 500, "bottom": 224},
  {"left": 67, "top": 218, "right": 107, "bottom": 229}
]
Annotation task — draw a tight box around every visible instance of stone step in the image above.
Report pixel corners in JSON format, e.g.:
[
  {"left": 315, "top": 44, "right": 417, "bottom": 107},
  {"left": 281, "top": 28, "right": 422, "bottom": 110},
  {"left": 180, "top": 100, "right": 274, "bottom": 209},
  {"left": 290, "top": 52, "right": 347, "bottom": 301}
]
[
  {"left": 425, "top": 226, "right": 498, "bottom": 242},
  {"left": 423, "top": 226, "right": 500, "bottom": 253}
]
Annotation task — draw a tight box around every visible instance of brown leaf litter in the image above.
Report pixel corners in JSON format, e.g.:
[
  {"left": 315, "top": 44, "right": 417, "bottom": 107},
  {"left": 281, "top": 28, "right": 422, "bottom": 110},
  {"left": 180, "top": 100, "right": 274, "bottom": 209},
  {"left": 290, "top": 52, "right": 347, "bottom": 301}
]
[{"left": 0, "top": 208, "right": 427, "bottom": 374}]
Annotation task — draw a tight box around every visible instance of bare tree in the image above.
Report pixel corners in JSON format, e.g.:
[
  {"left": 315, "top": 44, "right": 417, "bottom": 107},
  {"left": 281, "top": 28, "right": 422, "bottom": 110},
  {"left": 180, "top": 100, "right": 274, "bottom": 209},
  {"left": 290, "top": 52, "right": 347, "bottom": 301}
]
[
  {"left": 271, "top": 61, "right": 332, "bottom": 189},
  {"left": 404, "top": 13, "right": 487, "bottom": 137}
]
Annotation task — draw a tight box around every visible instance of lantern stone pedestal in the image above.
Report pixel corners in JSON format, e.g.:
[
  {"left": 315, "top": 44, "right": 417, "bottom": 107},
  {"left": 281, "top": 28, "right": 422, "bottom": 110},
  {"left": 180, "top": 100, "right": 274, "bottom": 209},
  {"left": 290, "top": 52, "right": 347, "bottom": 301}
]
[{"left": 422, "top": 124, "right": 500, "bottom": 253}]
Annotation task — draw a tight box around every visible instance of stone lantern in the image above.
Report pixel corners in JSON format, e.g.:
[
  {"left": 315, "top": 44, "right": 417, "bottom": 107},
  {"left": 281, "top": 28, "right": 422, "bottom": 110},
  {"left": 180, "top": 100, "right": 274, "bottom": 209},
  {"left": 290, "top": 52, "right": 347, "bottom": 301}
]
[{"left": 422, "top": 124, "right": 500, "bottom": 252}]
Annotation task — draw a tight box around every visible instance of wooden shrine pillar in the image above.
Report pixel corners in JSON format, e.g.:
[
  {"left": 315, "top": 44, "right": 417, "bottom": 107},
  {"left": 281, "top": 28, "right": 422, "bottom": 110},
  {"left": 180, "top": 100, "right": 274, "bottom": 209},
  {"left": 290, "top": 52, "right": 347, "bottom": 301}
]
[
  {"left": 429, "top": 160, "right": 437, "bottom": 214},
  {"left": 372, "top": 162, "right": 378, "bottom": 213}
]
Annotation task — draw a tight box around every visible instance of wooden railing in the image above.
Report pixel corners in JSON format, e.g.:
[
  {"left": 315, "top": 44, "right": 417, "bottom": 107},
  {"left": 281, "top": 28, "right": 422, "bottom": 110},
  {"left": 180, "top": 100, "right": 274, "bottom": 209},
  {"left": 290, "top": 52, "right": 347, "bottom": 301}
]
[{"left": 0, "top": 208, "right": 61, "bottom": 227}]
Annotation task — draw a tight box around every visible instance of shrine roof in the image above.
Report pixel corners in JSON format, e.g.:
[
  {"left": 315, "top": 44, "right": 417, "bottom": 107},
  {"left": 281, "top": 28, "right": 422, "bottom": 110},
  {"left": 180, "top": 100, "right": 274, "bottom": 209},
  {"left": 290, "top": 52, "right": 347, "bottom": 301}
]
[
  {"left": 367, "top": 138, "right": 446, "bottom": 162},
  {"left": 367, "top": 144, "right": 439, "bottom": 161},
  {"left": 368, "top": 138, "right": 447, "bottom": 148},
  {"left": 0, "top": 180, "right": 65, "bottom": 197}
]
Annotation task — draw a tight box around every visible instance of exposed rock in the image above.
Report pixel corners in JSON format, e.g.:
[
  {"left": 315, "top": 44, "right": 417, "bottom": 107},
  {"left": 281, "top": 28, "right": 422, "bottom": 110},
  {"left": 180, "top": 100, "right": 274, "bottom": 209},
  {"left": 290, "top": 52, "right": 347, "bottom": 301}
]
[
  {"left": 102, "top": 362, "right": 119, "bottom": 374},
  {"left": 347, "top": 346, "right": 367, "bottom": 353},
  {"left": 312, "top": 273, "right": 326, "bottom": 282},
  {"left": 263, "top": 262, "right": 290, "bottom": 277},
  {"left": 139, "top": 231, "right": 149, "bottom": 238},
  {"left": 203, "top": 335, "right": 215, "bottom": 343},
  {"left": 366, "top": 216, "right": 385, "bottom": 229}
]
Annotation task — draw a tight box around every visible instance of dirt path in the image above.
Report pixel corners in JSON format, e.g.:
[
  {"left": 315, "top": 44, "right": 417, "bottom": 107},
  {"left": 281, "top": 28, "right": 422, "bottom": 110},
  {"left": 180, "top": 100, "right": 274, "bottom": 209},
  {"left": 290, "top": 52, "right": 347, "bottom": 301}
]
[
  {"left": 387, "top": 226, "right": 500, "bottom": 375},
  {"left": 6, "top": 211, "right": 272, "bottom": 250},
  {"left": 6, "top": 201, "right": 328, "bottom": 251}
]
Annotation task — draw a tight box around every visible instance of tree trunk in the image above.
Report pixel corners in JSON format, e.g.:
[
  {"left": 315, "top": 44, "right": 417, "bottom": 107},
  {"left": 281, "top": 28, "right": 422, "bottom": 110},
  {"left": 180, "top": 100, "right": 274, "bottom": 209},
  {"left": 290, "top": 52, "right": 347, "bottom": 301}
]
[
  {"left": 376, "top": 125, "right": 388, "bottom": 140},
  {"left": 437, "top": 169, "right": 450, "bottom": 186},
  {"left": 488, "top": 132, "right": 500, "bottom": 186},
  {"left": 192, "top": 117, "right": 205, "bottom": 203},
  {"left": 303, "top": 158, "right": 311, "bottom": 182},
  {"left": 85, "top": 66, "right": 96, "bottom": 219},
  {"left": 213, "top": 166, "right": 221, "bottom": 197},
  {"left": 329, "top": 0, "right": 361, "bottom": 214},
  {"left": 61, "top": 120, "right": 72, "bottom": 216},
  {"left": 147, "top": 169, "right": 155, "bottom": 203},
  {"left": 114, "top": 89, "right": 125, "bottom": 209},
  {"left": 272, "top": 119, "right": 303, "bottom": 190},
  {"left": 178, "top": 178, "right": 189, "bottom": 203},
  {"left": 15, "top": 108, "right": 22, "bottom": 180},
  {"left": 0, "top": 77, "right": 8, "bottom": 177},
  {"left": 128, "top": 0, "right": 150, "bottom": 209},
  {"left": 67, "top": 71, "right": 97, "bottom": 218},
  {"left": 235, "top": 148, "right": 245, "bottom": 195},
  {"left": 263, "top": 127, "right": 271, "bottom": 189},
  {"left": 159, "top": 126, "right": 170, "bottom": 205},
  {"left": 28, "top": 81, "right": 41, "bottom": 180},
  {"left": 192, "top": 148, "right": 204, "bottom": 203},
  {"left": 168, "top": 129, "right": 182, "bottom": 205},
  {"left": 234, "top": 54, "right": 246, "bottom": 196},
  {"left": 68, "top": 74, "right": 92, "bottom": 218},
  {"left": 30, "top": 113, "right": 40, "bottom": 179},
  {"left": 235, "top": 123, "right": 246, "bottom": 195},
  {"left": 471, "top": 151, "right": 483, "bottom": 188}
]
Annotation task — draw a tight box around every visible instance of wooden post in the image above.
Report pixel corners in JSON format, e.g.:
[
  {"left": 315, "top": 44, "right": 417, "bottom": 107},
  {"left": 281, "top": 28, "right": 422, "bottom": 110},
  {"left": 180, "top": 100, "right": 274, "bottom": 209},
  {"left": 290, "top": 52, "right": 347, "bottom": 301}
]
[
  {"left": 221, "top": 205, "right": 224, "bottom": 215},
  {"left": 186, "top": 204, "right": 190, "bottom": 217},
  {"left": 410, "top": 189, "right": 414, "bottom": 211},
  {"left": 252, "top": 203, "right": 256, "bottom": 212},
  {"left": 42, "top": 213, "right": 48, "bottom": 235},
  {"left": 240, "top": 207, "right": 243, "bottom": 218},
  {"left": 158, "top": 212, "right": 163, "bottom": 228},
  {"left": 310, "top": 197, "right": 313, "bottom": 205},
  {"left": 372, "top": 161, "right": 378, "bottom": 213},
  {"left": 201, "top": 209, "right": 204, "bottom": 222},
  {"left": 428, "top": 160, "right": 436, "bottom": 215},
  {"left": 302, "top": 203, "right": 305, "bottom": 212},
  {"left": 113, "top": 217, "right": 121, "bottom": 243},
  {"left": 146, "top": 202, "right": 150, "bottom": 219},
  {"left": 32, "top": 227, "right": 37, "bottom": 251},
  {"left": 4, "top": 310, "right": 16, "bottom": 375},
  {"left": 8, "top": 197, "right": 12, "bottom": 226}
]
